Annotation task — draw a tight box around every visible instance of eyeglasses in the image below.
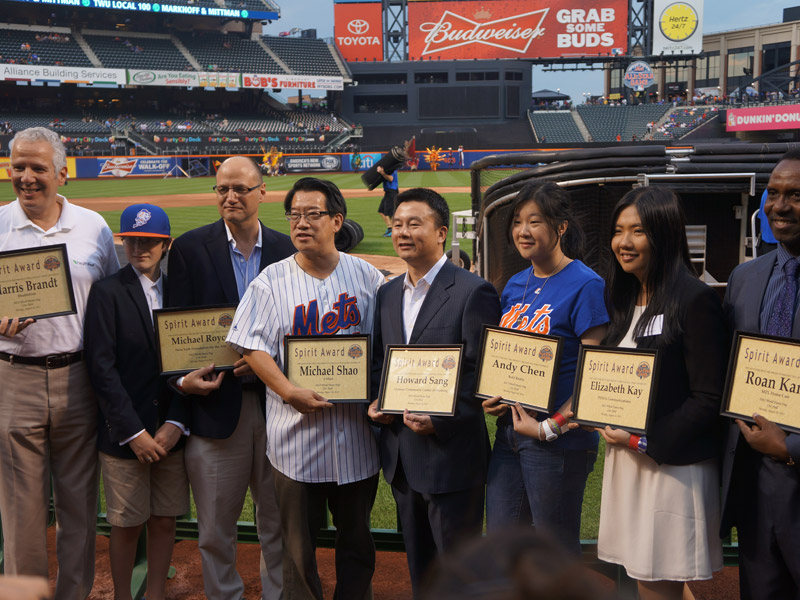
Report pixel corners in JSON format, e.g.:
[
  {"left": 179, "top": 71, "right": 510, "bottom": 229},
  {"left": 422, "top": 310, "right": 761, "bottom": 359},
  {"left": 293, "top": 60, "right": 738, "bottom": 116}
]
[
  {"left": 285, "top": 211, "right": 331, "bottom": 223},
  {"left": 212, "top": 183, "right": 261, "bottom": 196}
]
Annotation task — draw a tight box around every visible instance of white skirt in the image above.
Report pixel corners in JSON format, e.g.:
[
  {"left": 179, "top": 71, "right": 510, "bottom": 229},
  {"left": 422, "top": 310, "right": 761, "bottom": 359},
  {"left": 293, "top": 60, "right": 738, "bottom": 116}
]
[{"left": 597, "top": 445, "right": 723, "bottom": 582}]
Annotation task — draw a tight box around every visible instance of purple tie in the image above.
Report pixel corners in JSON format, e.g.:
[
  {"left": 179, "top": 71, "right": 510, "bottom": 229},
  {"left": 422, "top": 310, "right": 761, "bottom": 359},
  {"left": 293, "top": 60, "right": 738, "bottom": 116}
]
[{"left": 767, "top": 259, "right": 800, "bottom": 338}]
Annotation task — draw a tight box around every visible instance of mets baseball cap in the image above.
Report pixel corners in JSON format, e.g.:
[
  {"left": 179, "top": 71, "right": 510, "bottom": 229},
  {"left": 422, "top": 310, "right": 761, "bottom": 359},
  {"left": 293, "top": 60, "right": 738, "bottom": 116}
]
[{"left": 116, "top": 203, "right": 171, "bottom": 238}]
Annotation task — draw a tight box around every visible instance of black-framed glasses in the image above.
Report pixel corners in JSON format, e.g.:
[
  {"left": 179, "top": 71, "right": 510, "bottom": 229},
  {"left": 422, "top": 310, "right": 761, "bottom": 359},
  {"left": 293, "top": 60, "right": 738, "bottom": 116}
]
[
  {"left": 285, "top": 211, "right": 332, "bottom": 223},
  {"left": 212, "top": 183, "right": 261, "bottom": 196}
]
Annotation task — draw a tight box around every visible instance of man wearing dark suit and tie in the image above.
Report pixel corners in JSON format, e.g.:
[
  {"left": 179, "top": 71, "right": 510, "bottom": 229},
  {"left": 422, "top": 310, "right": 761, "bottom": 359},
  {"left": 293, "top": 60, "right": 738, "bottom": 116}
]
[
  {"left": 167, "top": 156, "right": 295, "bottom": 600},
  {"left": 85, "top": 204, "right": 189, "bottom": 600},
  {"left": 368, "top": 187, "right": 501, "bottom": 598},
  {"left": 722, "top": 149, "right": 800, "bottom": 599}
]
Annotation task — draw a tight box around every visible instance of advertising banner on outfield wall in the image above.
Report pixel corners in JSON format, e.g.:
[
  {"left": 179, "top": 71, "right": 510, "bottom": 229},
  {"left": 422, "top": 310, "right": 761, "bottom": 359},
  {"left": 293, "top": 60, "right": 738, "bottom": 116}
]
[
  {"left": 94, "top": 157, "right": 178, "bottom": 177},
  {"left": 284, "top": 155, "right": 342, "bottom": 172},
  {"left": 335, "top": 3, "right": 385, "bottom": 62},
  {"left": 0, "top": 64, "right": 126, "bottom": 85},
  {"left": 407, "top": 0, "right": 628, "bottom": 60},
  {"left": 652, "top": 0, "right": 703, "bottom": 56},
  {"left": 726, "top": 105, "right": 800, "bottom": 132},
  {"left": 241, "top": 73, "right": 344, "bottom": 91}
]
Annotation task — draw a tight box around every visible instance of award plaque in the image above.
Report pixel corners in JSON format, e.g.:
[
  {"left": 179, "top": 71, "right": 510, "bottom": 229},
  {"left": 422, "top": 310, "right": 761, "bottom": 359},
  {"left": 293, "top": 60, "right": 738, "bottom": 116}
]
[
  {"left": 571, "top": 346, "right": 659, "bottom": 435},
  {"left": 154, "top": 305, "right": 240, "bottom": 375},
  {"left": 721, "top": 331, "right": 800, "bottom": 434},
  {"left": 377, "top": 345, "right": 463, "bottom": 415},
  {"left": 475, "top": 326, "right": 562, "bottom": 412},
  {"left": 284, "top": 334, "right": 370, "bottom": 403},
  {"left": 0, "top": 244, "right": 76, "bottom": 321}
]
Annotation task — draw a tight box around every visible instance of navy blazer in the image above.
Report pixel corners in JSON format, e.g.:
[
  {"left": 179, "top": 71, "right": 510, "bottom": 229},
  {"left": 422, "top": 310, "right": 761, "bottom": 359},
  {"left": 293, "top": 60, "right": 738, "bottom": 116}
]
[
  {"left": 721, "top": 250, "right": 800, "bottom": 533},
  {"left": 633, "top": 272, "right": 728, "bottom": 465},
  {"left": 85, "top": 264, "right": 185, "bottom": 459},
  {"left": 166, "top": 218, "right": 295, "bottom": 439},
  {"left": 371, "top": 260, "right": 502, "bottom": 495}
]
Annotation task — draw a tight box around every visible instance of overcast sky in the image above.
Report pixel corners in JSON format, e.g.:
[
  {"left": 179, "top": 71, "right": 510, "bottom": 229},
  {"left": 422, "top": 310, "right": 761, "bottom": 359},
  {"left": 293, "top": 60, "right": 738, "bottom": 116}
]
[{"left": 261, "top": 0, "right": 792, "bottom": 102}]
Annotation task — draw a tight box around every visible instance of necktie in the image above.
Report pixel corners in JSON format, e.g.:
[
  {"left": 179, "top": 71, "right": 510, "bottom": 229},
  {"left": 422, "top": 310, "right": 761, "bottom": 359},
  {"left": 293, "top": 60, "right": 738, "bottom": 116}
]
[{"left": 767, "top": 259, "right": 800, "bottom": 337}]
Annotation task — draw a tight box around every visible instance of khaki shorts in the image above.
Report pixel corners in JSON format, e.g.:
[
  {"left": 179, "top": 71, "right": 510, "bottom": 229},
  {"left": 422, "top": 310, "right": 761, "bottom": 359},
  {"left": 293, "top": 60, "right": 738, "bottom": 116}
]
[{"left": 100, "top": 448, "right": 190, "bottom": 528}]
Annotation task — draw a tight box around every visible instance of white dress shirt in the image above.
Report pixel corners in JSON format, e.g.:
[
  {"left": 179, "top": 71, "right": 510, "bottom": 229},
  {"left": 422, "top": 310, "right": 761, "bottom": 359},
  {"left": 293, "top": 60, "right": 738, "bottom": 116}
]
[{"left": 402, "top": 253, "right": 448, "bottom": 343}]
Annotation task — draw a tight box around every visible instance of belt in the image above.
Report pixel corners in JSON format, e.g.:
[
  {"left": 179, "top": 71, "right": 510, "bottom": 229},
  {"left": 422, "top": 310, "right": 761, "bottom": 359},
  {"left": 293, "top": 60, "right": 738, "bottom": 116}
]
[{"left": 0, "top": 351, "right": 84, "bottom": 369}]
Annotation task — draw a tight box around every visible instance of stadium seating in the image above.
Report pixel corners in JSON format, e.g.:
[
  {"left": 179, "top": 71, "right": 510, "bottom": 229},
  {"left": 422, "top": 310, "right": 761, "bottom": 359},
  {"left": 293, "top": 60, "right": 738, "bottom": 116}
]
[
  {"left": 262, "top": 36, "right": 341, "bottom": 77},
  {"left": 0, "top": 27, "right": 92, "bottom": 67},
  {"left": 0, "top": 112, "right": 106, "bottom": 133},
  {"left": 528, "top": 110, "right": 584, "bottom": 143},
  {"left": 577, "top": 104, "right": 671, "bottom": 142},
  {"left": 176, "top": 31, "right": 283, "bottom": 73},
  {"left": 84, "top": 34, "right": 190, "bottom": 71},
  {"left": 651, "top": 106, "right": 719, "bottom": 140},
  {"left": 282, "top": 110, "right": 349, "bottom": 133}
]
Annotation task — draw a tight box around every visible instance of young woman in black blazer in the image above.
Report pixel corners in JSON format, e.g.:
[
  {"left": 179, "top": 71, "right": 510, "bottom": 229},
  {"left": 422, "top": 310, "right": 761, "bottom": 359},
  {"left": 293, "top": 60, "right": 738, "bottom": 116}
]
[{"left": 596, "top": 187, "right": 728, "bottom": 600}]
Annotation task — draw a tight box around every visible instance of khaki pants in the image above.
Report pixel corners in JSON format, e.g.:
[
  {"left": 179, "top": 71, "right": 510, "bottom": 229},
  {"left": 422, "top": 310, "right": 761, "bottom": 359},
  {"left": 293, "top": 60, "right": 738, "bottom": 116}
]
[{"left": 0, "top": 359, "right": 98, "bottom": 600}]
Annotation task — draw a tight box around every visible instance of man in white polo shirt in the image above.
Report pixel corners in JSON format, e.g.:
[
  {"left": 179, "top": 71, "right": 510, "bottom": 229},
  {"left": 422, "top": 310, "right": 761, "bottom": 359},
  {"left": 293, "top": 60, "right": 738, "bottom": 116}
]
[{"left": 0, "top": 126, "right": 119, "bottom": 599}]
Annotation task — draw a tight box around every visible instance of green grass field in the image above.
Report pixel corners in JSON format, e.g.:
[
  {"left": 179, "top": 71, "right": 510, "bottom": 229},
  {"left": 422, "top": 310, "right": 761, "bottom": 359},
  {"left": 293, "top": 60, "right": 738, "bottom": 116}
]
[{"left": 28, "top": 172, "right": 605, "bottom": 540}]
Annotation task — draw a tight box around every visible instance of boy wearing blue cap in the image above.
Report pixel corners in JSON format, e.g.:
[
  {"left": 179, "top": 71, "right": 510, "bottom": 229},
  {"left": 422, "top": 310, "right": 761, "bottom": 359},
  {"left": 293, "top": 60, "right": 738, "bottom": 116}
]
[{"left": 84, "top": 204, "right": 189, "bottom": 600}]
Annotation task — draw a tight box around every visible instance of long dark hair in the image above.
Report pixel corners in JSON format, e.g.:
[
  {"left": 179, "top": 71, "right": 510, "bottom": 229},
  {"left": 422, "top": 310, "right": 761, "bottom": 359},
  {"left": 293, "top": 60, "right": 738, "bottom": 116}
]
[
  {"left": 506, "top": 181, "right": 586, "bottom": 261},
  {"left": 604, "top": 187, "right": 692, "bottom": 346}
]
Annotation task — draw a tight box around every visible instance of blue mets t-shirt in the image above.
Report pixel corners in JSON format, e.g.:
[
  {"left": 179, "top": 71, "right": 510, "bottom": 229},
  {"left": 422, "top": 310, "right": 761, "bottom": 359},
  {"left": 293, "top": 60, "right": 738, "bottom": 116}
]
[{"left": 496, "top": 259, "right": 608, "bottom": 450}]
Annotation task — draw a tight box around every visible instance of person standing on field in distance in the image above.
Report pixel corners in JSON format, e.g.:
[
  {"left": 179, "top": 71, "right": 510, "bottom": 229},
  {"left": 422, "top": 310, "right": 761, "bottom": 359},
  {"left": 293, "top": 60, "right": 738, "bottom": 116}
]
[
  {"left": 85, "top": 204, "right": 189, "bottom": 600},
  {"left": 377, "top": 165, "right": 398, "bottom": 237},
  {"left": 166, "top": 156, "right": 295, "bottom": 600},
  {"left": 227, "top": 177, "right": 384, "bottom": 600},
  {"left": 368, "top": 187, "right": 502, "bottom": 598},
  {"left": 0, "top": 126, "right": 119, "bottom": 600},
  {"left": 722, "top": 149, "right": 800, "bottom": 599}
]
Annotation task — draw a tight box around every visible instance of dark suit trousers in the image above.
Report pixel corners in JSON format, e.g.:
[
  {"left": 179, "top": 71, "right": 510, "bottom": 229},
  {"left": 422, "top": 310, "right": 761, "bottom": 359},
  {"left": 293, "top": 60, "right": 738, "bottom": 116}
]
[
  {"left": 273, "top": 469, "right": 379, "bottom": 600},
  {"left": 734, "top": 445, "right": 800, "bottom": 599},
  {"left": 390, "top": 463, "right": 485, "bottom": 599}
]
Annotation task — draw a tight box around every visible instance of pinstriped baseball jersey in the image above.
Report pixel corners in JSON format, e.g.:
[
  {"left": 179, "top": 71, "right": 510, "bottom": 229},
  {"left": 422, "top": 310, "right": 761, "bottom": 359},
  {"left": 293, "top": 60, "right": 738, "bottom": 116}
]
[{"left": 227, "top": 252, "right": 384, "bottom": 484}]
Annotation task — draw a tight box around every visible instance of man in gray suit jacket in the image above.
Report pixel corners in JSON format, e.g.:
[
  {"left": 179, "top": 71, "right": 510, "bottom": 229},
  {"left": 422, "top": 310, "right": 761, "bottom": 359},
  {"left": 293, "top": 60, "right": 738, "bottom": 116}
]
[
  {"left": 368, "top": 188, "right": 501, "bottom": 598},
  {"left": 722, "top": 150, "right": 800, "bottom": 599}
]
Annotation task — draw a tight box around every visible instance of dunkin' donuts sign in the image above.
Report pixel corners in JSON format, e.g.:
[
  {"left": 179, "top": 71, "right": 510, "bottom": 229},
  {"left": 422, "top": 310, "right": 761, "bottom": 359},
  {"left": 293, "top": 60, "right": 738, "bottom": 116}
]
[{"left": 408, "top": 0, "right": 628, "bottom": 60}]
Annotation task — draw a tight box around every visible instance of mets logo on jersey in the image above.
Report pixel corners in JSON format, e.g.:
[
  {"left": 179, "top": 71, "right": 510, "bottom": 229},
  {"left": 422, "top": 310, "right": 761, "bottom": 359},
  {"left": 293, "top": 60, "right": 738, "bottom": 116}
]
[
  {"left": 499, "top": 303, "right": 553, "bottom": 335},
  {"left": 44, "top": 255, "right": 61, "bottom": 271},
  {"left": 636, "top": 361, "right": 652, "bottom": 379},
  {"left": 293, "top": 293, "right": 362, "bottom": 335},
  {"left": 218, "top": 313, "right": 233, "bottom": 327},
  {"left": 348, "top": 344, "right": 363, "bottom": 359}
]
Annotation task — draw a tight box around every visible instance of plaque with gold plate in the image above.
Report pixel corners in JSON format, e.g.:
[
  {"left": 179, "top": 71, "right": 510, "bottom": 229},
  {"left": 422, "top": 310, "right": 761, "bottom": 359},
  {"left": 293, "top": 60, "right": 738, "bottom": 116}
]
[
  {"left": 377, "top": 345, "right": 463, "bottom": 416},
  {"left": 0, "top": 244, "right": 76, "bottom": 321},
  {"left": 572, "top": 345, "right": 660, "bottom": 435},
  {"left": 154, "top": 305, "right": 240, "bottom": 375},
  {"left": 283, "top": 334, "right": 371, "bottom": 403},
  {"left": 475, "top": 325, "right": 563, "bottom": 412},
  {"left": 721, "top": 331, "right": 800, "bottom": 434}
]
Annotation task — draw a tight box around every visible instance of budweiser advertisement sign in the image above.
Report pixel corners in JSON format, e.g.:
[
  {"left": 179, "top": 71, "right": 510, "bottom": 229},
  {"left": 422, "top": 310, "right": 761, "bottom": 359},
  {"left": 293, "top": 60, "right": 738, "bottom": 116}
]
[
  {"left": 408, "top": 0, "right": 628, "bottom": 60},
  {"left": 335, "top": 3, "right": 384, "bottom": 62},
  {"left": 726, "top": 105, "right": 800, "bottom": 132}
]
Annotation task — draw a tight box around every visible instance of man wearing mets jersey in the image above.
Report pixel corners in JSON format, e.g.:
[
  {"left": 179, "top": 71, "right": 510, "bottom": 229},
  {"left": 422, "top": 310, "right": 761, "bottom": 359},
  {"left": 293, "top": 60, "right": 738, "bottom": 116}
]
[{"left": 227, "top": 177, "right": 383, "bottom": 600}]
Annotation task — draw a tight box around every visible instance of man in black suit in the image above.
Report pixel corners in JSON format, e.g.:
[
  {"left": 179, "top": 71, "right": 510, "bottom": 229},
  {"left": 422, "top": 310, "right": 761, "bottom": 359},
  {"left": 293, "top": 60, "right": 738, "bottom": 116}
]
[
  {"left": 167, "top": 156, "right": 295, "bottom": 600},
  {"left": 368, "top": 188, "right": 501, "bottom": 597},
  {"left": 722, "top": 150, "right": 800, "bottom": 599},
  {"left": 85, "top": 203, "right": 188, "bottom": 600}
]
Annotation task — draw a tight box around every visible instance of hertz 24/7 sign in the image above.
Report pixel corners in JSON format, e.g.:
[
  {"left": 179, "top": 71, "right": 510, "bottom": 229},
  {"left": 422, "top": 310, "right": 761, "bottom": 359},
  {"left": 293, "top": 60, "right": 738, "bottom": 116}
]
[{"left": 407, "top": 0, "right": 628, "bottom": 60}]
